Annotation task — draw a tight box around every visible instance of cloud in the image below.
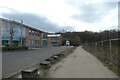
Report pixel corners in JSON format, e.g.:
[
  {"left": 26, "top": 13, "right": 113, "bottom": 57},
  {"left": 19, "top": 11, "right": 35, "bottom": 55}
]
[
  {"left": 0, "top": 0, "right": 118, "bottom": 32},
  {"left": 118, "top": 1, "right": 120, "bottom": 29},
  {"left": 1, "top": 11, "right": 74, "bottom": 32},
  {"left": 0, "top": 6, "right": 19, "bottom": 13},
  {"left": 68, "top": 1, "right": 117, "bottom": 23}
]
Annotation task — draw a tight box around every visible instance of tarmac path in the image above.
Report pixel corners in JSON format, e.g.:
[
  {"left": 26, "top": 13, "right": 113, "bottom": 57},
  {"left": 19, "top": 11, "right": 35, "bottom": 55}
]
[
  {"left": 47, "top": 46, "right": 118, "bottom": 78},
  {"left": 2, "top": 46, "right": 72, "bottom": 78}
]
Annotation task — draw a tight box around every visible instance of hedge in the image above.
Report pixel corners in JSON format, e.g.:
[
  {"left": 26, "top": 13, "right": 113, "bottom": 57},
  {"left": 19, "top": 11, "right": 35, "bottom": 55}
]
[{"left": 2, "top": 46, "right": 28, "bottom": 51}]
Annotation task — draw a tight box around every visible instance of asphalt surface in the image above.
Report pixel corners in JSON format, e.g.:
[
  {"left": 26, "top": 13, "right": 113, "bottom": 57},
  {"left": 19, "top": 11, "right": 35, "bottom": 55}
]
[
  {"left": 47, "top": 46, "right": 118, "bottom": 78},
  {"left": 2, "top": 46, "right": 72, "bottom": 78}
]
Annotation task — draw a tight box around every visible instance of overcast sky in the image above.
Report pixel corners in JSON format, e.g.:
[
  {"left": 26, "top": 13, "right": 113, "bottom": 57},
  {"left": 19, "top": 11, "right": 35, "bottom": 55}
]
[{"left": 0, "top": 0, "right": 119, "bottom": 32}]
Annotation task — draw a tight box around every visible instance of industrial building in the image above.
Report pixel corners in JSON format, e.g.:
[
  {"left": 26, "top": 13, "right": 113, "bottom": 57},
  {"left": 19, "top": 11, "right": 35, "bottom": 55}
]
[
  {"left": 47, "top": 34, "right": 61, "bottom": 46},
  {"left": 0, "top": 18, "right": 48, "bottom": 48}
]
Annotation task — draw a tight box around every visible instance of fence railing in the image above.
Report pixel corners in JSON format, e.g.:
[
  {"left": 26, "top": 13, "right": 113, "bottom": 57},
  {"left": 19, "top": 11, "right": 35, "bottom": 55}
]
[{"left": 82, "top": 38, "right": 120, "bottom": 75}]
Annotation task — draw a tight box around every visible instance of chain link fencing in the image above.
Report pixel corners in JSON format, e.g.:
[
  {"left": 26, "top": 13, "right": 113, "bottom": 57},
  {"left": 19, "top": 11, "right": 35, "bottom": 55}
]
[{"left": 82, "top": 38, "right": 120, "bottom": 76}]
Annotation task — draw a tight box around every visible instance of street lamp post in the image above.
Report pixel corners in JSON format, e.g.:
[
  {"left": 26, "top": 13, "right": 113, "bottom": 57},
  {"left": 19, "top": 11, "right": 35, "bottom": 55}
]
[
  {"left": 20, "top": 20, "right": 23, "bottom": 46},
  {"left": 10, "top": 20, "right": 14, "bottom": 46}
]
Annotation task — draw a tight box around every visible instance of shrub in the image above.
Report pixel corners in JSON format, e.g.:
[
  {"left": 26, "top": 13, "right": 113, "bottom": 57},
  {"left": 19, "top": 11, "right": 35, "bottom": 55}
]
[{"left": 2, "top": 46, "right": 28, "bottom": 51}]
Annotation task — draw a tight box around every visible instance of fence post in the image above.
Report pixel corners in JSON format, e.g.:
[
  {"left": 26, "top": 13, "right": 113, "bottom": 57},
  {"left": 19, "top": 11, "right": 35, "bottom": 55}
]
[
  {"left": 101, "top": 41, "right": 104, "bottom": 62},
  {"left": 95, "top": 42, "right": 97, "bottom": 56},
  {"left": 95, "top": 42, "right": 97, "bottom": 51},
  {"left": 109, "top": 39, "right": 112, "bottom": 63},
  {"left": 93, "top": 42, "right": 95, "bottom": 54}
]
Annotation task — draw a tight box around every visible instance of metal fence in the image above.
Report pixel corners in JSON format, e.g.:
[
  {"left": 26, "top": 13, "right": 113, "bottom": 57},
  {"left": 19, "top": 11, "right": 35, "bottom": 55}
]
[{"left": 82, "top": 38, "right": 120, "bottom": 75}]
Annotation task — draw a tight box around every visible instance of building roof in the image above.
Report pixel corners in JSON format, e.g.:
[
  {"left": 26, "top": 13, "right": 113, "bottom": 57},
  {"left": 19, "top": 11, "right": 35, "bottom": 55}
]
[
  {"left": 0, "top": 17, "right": 46, "bottom": 33},
  {"left": 47, "top": 34, "right": 61, "bottom": 37}
]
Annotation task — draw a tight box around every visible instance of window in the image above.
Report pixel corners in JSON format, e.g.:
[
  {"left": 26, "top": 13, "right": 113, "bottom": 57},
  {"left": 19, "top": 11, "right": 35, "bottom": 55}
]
[
  {"left": 37, "top": 32, "right": 40, "bottom": 36},
  {"left": 32, "top": 30, "right": 34, "bottom": 35},
  {"left": 35, "top": 40, "right": 38, "bottom": 44},
  {"left": 35, "top": 31, "right": 37, "bottom": 35},
  {"left": 29, "top": 29, "right": 31, "bottom": 34},
  {"left": 28, "top": 40, "right": 31, "bottom": 46},
  {"left": 32, "top": 40, "right": 34, "bottom": 45},
  {"left": 43, "top": 33, "right": 47, "bottom": 39}
]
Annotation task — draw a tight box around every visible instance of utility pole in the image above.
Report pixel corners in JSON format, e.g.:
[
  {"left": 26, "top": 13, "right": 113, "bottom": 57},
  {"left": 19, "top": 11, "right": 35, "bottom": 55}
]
[{"left": 20, "top": 20, "right": 23, "bottom": 46}]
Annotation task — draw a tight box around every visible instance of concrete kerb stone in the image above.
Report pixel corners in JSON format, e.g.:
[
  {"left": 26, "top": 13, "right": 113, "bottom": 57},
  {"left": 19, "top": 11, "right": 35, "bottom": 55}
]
[
  {"left": 52, "top": 56, "right": 59, "bottom": 59},
  {"left": 38, "top": 52, "right": 67, "bottom": 78},
  {"left": 40, "top": 61, "right": 51, "bottom": 69},
  {"left": 50, "top": 55, "right": 60, "bottom": 62},
  {"left": 60, "top": 52, "right": 65, "bottom": 56},
  {"left": 54, "top": 54, "right": 61, "bottom": 57},
  {"left": 62, "top": 51, "right": 68, "bottom": 56},
  {"left": 38, "top": 65, "right": 49, "bottom": 78},
  {"left": 21, "top": 67, "right": 38, "bottom": 78},
  {"left": 45, "top": 57, "right": 54, "bottom": 63},
  {"left": 53, "top": 53, "right": 63, "bottom": 58}
]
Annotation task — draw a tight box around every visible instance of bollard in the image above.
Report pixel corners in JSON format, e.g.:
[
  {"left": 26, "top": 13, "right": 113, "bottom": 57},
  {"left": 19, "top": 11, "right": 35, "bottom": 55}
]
[
  {"left": 51, "top": 55, "right": 59, "bottom": 59},
  {"left": 21, "top": 67, "right": 38, "bottom": 78},
  {"left": 45, "top": 57, "right": 54, "bottom": 63},
  {"left": 40, "top": 61, "right": 51, "bottom": 69},
  {"left": 60, "top": 53, "right": 65, "bottom": 56},
  {"left": 50, "top": 55, "right": 59, "bottom": 63},
  {"left": 63, "top": 51, "right": 68, "bottom": 55},
  {"left": 56, "top": 53, "right": 62, "bottom": 57}
]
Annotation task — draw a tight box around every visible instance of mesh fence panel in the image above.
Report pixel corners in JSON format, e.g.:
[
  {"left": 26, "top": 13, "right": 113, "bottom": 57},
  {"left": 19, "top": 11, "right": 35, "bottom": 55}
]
[{"left": 82, "top": 38, "right": 120, "bottom": 75}]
